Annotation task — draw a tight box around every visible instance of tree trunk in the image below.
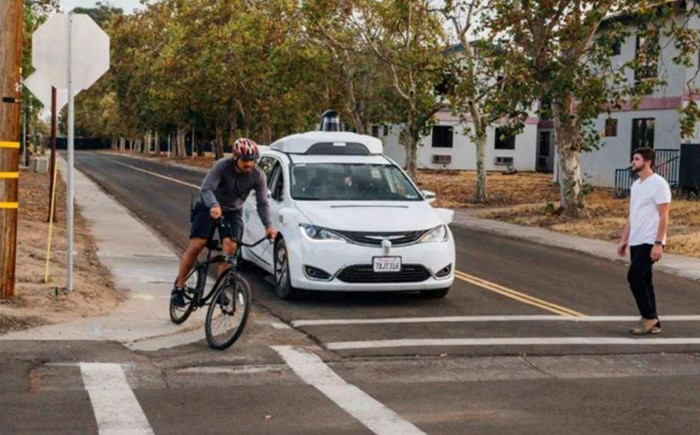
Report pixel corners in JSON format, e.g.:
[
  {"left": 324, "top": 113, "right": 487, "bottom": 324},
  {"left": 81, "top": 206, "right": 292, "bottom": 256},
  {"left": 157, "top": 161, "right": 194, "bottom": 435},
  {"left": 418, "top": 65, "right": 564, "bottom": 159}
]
[
  {"left": 176, "top": 126, "right": 188, "bottom": 157},
  {"left": 229, "top": 110, "right": 238, "bottom": 151},
  {"left": 554, "top": 107, "right": 586, "bottom": 218},
  {"left": 214, "top": 126, "right": 225, "bottom": 160},
  {"left": 154, "top": 131, "right": 159, "bottom": 155},
  {"left": 261, "top": 108, "right": 272, "bottom": 144},
  {"left": 401, "top": 112, "right": 419, "bottom": 180},
  {"left": 143, "top": 132, "right": 152, "bottom": 154},
  {"left": 474, "top": 132, "right": 488, "bottom": 203}
]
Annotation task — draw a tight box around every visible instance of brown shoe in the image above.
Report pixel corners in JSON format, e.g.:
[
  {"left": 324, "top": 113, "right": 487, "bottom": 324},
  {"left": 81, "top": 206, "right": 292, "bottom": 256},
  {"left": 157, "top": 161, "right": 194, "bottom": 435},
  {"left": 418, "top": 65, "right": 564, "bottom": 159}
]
[{"left": 631, "top": 318, "right": 661, "bottom": 335}]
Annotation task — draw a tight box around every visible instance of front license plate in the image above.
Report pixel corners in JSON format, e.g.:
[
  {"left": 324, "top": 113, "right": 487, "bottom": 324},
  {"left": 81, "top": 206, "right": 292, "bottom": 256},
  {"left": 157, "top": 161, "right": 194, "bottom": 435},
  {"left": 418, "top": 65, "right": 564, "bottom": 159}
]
[{"left": 373, "top": 256, "right": 402, "bottom": 273}]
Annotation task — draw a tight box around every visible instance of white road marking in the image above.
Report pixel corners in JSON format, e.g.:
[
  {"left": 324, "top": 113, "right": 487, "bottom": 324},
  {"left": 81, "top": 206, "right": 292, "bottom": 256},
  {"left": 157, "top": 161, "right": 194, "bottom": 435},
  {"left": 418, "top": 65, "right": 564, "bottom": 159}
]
[
  {"left": 326, "top": 337, "right": 700, "bottom": 350},
  {"left": 273, "top": 346, "right": 426, "bottom": 435},
  {"left": 292, "top": 315, "right": 700, "bottom": 327},
  {"left": 103, "top": 157, "right": 200, "bottom": 189},
  {"left": 80, "top": 363, "right": 154, "bottom": 435}
]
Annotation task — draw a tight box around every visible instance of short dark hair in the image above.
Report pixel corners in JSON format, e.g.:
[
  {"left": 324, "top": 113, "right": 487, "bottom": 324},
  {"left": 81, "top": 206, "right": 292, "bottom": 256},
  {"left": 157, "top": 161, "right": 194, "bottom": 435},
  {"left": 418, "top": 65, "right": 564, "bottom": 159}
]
[{"left": 633, "top": 147, "right": 655, "bottom": 167}]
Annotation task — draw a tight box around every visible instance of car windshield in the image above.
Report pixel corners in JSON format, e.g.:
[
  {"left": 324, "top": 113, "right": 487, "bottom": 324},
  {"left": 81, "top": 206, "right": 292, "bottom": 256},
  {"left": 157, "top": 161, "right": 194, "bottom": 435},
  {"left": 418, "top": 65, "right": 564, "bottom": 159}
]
[{"left": 291, "top": 163, "right": 422, "bottom": 201}]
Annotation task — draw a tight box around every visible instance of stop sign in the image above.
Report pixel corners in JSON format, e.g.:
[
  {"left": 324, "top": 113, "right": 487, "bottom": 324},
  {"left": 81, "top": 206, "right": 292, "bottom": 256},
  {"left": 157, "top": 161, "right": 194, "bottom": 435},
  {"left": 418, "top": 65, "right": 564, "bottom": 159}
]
[
  {"left": 23, "top": 71, "right": 71, "bottom": 110},
  {"left": 32, "top": 13, "right": 110, "bottom": 90}
]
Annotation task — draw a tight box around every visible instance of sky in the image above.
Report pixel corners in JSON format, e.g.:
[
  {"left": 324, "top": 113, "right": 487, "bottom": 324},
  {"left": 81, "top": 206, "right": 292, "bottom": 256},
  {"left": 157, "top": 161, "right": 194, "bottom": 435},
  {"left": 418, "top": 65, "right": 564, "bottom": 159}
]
[{"left": 60, "top": 0, "right": 145, "bottom": 14}]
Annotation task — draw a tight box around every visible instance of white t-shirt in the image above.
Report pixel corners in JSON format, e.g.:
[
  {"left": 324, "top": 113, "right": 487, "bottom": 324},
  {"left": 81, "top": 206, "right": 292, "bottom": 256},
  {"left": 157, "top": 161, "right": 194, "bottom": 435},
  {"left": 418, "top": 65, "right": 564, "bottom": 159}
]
[{"left": 629, "top": 173, "right": 671, "bottom": 246}]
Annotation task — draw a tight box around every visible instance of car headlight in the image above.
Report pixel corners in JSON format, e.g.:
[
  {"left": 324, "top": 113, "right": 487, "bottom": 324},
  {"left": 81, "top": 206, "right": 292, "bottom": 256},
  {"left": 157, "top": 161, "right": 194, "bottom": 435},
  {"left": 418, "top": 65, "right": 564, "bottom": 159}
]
[
  {"left": 420, "top": 225, "right": 448, "bottom": 243},
  {"left": 299, "top": 224, "right": 346, "bottom": 242}
]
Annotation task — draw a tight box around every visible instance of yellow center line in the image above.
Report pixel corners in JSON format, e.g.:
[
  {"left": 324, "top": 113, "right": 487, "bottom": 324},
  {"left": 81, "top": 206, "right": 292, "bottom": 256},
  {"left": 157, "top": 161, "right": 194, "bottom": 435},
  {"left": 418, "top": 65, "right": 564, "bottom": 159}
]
[
  {"left": 103, "top": 157, "right": 200, "bottom": 189},
  {"left": 455, "top": 270, "right": 586, "bottom": 317},
  {"left": 0, "top": 172, "right": 19, "bottom": 179},
  {"left": 0, "top": 141, "right": 20, "bottom": 149}
]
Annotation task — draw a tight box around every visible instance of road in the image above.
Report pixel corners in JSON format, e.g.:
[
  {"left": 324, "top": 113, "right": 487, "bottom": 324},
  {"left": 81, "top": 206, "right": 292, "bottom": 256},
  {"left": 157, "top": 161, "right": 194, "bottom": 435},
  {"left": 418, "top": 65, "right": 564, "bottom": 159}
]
[{"left": 1, "top": 151, "right": 698, "bottom": 434}]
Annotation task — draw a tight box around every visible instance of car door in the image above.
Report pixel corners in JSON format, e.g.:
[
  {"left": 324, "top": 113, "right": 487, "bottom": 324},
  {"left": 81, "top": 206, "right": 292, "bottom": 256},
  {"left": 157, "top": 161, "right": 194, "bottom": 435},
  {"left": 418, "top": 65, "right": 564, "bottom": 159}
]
[
  {"left": 244, "top": 156, "right": 277, "bottom": 266},
  {"left": 259, "top": 160, "right": 285, "bottom": 266}
]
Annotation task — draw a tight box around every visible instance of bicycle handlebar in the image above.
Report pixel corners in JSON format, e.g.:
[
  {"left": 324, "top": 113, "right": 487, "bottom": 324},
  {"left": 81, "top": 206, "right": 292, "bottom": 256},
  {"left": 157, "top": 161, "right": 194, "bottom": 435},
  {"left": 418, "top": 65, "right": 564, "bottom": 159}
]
[{"left": 212, "top": 217, "right": 273, "bottom": 248}]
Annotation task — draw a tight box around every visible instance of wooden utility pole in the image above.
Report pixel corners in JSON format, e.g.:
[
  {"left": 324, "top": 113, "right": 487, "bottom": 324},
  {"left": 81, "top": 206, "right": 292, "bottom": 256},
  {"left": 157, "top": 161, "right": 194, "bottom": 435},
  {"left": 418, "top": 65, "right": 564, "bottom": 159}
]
[{"left": 0, "top": 0, "right": 23, "bottom": 298}]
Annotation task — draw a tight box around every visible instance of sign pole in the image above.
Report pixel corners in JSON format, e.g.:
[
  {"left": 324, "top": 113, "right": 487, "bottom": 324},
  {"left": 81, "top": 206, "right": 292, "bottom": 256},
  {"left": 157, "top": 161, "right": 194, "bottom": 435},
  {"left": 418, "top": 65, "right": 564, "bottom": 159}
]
[
  {"left": 47, "top": 86, "right": 56, "bottom": 223},
  {"left": 66, "top": 12, "right": 75, "bottom": 292}
]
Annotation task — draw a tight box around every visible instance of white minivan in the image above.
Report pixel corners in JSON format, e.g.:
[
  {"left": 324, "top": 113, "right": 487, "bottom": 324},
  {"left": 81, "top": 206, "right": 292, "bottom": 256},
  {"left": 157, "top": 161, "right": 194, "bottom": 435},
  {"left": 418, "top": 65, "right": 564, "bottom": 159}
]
[{"left": 240, "top": 130, "right": 456, "bottom": 300}]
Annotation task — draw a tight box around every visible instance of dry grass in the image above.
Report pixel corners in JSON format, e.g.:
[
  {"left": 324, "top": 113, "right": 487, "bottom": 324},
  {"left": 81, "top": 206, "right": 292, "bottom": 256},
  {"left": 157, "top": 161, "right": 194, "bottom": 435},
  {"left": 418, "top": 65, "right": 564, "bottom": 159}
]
[{"left": 0, "top": 168, "right": 124, "bottom": 334}]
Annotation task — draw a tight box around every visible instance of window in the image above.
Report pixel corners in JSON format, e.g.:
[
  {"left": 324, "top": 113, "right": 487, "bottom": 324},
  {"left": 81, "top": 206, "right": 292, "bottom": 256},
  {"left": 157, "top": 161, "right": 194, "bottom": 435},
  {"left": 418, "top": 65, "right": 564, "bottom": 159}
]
[
  {"left": 604, "top": 118, "right": 618, "bottom": 137},
  {"left": 611, "top": 40, "right": 621, "bottom": 56},
  {"left": 383, "top": 125, "right": 389, "bottom": 136},
  {"left": 257, "top": 157, "right": 277, "bottom": 183},
  {"left": 494, "top": 127, "right": 515, "bottom": 150},
  {"left": 431, "top": 126, "right": 453, "bottom": 148},
  {"left": 290, "top": 164, "right": 421, "bottom": 201},
  {"left": 269, "top": 163, "right": 284, "bottom": 201},
  {"left": 632, "top": 118, "right": 655, "bottom": 150},
  {"left": 635, "top": 34, "right": 659, "bottom": 82},
  {"left": 371, "top": 125, "right": 380, "bottom": 138}
]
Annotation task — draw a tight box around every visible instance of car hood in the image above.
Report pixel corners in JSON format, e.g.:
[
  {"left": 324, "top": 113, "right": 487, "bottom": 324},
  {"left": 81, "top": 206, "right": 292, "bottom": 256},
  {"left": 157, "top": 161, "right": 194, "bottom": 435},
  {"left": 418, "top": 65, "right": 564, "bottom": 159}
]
[{"left": 294, "top": 201, "right": 444, "bottom": 232}]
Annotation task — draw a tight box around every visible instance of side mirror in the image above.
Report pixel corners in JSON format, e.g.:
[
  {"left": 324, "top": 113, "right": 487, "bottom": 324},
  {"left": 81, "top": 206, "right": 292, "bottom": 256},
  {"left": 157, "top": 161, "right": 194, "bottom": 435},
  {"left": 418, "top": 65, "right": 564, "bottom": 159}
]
[
  {"left": 422, "top": 190, "right": 437, "bottom": 204},
  {"left": 278, "top": 207, "right": 300, "bottom": 225},
  {"left": 434, "top": 208, "right": 454, "bottom": 225}
]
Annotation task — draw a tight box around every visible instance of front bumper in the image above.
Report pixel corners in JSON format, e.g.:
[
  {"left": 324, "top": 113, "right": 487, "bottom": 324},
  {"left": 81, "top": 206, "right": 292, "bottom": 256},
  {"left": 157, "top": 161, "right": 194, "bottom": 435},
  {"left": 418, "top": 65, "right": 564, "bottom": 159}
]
[{"left": 288, "top": 229, "right": 456, "bottom": 291}]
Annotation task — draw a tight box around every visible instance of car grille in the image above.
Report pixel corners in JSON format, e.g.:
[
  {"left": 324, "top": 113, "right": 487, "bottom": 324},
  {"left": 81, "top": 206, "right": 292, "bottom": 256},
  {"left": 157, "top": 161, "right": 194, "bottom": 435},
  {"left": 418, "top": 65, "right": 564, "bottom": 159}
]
[
  {"left": 336, "top": 264, "right": 431, "bottom": 283},
  {"left": 336, "top": 230, "right": 428, "bottom": 246}
]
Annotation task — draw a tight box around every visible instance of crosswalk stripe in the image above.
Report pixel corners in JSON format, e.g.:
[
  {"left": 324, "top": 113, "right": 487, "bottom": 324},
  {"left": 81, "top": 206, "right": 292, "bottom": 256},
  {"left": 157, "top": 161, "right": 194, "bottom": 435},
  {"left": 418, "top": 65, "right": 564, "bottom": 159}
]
[
  {"left": 273, "top": 346, "right": 426, "bottom": 435},
  {"left": 325, "top": 337, "right": 700, "bottom": 351},
  {"left": 80, "top": 363, "right": 154, "bottom": 435}
]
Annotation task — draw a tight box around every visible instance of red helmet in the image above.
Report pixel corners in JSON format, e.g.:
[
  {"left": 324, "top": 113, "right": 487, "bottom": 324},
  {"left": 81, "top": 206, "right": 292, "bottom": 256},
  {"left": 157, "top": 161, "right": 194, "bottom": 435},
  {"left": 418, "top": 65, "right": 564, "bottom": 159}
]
[{"left": 232, "top": 138, "right": 259, "bottom": 161}]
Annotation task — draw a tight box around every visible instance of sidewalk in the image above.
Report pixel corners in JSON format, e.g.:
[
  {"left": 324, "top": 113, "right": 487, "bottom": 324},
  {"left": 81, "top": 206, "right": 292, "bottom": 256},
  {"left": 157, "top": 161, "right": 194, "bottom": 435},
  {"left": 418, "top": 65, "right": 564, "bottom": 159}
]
[
  {"left": 0, "top": 156, "right": 302, "bottom": 352},
  {"left": 452, "top": 211, "right": 700, "bottom": 282}
]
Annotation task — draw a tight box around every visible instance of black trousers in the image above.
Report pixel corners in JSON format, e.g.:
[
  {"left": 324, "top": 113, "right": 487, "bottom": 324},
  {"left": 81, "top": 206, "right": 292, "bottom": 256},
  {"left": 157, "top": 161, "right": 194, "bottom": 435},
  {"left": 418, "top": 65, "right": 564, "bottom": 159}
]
[{"left": 627, "top": 244, "right": 659, "bottom": 321}]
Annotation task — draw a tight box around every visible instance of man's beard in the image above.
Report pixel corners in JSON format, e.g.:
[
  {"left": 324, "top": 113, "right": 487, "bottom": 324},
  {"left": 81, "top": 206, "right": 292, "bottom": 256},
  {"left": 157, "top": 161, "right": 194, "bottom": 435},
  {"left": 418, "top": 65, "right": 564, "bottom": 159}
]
[{"left": 631, "top": 165, "right": 643, "bottom": 173}]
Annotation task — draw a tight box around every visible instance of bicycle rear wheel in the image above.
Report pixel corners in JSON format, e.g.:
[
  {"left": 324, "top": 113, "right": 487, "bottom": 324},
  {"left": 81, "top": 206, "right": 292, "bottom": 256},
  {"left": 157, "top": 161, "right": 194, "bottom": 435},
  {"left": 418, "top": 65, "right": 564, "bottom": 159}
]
[
  {"left": 169, "top": 269, "right": 198, "bottom": 324},
  {"left": 205, "top": 274, "right": 252, "bottom": 350}
]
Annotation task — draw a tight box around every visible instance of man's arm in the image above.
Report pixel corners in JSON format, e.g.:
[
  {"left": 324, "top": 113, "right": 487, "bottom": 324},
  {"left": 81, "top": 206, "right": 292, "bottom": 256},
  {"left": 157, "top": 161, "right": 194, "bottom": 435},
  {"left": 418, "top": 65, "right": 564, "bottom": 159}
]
[
  {"left": 618, "top": 218, "right": 630, "bottom": 257},
  {"left": 200, "top": 161, "right": 225, "bottom": 217},
  {"left": 651, "top": 203, "right": 670, "bottom": 262}
]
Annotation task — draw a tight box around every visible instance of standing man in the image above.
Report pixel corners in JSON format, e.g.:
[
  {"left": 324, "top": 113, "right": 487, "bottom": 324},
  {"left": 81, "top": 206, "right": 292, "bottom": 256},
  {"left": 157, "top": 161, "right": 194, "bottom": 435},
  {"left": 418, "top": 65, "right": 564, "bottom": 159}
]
[
  {"left": 617, "top": 147, "right": 671, "bottom": 335},
  {"left": 172, "top": 138, "right": 277, "bottom": 306}
]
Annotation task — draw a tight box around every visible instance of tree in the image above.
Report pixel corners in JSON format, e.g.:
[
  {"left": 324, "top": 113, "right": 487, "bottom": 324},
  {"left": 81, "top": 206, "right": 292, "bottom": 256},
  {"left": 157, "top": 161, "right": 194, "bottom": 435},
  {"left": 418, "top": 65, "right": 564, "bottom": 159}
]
[
  {"left": 351, "top": 0, "right": 449, "bottom": 179},
  {"left": 487, "top": 0, "right": 700, "bottom": 218},
  {"left": 442, "top": 0, "right": 529, "bottom": 203}
]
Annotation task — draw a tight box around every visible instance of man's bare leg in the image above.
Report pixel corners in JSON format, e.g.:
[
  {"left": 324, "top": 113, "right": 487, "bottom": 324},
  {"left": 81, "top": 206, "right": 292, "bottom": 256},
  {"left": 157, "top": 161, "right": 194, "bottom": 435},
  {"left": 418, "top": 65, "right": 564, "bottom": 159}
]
[
  {"left": 175, "top": 238, "right": 208, "bottom": 288},
  {"left": 219, "top": 238, "right": 238, "bottom": 277}
]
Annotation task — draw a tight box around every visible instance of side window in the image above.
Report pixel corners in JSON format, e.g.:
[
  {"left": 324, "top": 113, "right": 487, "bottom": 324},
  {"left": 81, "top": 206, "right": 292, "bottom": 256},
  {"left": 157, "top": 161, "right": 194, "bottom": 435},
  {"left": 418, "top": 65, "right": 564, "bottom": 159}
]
[
  {"left": 269, "top": 163, "right": 284, "bottom": 202},
  {"left": 257, "top": 157, "right": 277, "bottom": 185}
]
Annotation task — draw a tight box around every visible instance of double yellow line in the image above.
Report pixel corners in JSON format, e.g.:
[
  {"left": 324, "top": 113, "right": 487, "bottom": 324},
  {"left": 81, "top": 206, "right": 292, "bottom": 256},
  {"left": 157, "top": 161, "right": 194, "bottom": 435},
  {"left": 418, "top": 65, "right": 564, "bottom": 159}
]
[{"left": 455, "top": 270, "right": 586, "bottom": 317}]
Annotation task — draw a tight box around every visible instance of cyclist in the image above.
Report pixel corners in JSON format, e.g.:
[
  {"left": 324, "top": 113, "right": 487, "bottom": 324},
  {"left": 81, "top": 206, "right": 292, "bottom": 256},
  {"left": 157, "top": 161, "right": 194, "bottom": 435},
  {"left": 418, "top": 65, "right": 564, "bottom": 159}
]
[{"left": 172, "top": 138, "right": 277, "bottom": 307}]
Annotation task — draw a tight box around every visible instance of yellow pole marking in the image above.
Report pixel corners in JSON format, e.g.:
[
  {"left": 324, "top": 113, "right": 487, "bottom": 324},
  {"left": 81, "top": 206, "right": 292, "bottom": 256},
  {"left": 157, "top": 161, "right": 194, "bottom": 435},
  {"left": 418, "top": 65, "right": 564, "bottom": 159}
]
[
  {"left": 0, "top": 202, "right": 19, "bottom": 209},
  {"left": 104, "top": 157, "right": 200, "bottom": 189},
  {"left": 0, "top": 141, "right": 20, "bottom": 149},
  {"left": 0, "top": 172, "right": 19, "bottom": 179},
  {"left": 45, "top": 162, "right": 59, "bottom": 283},
  {"left": 455, "top": 270, "right": 586, "bottom": 317}
]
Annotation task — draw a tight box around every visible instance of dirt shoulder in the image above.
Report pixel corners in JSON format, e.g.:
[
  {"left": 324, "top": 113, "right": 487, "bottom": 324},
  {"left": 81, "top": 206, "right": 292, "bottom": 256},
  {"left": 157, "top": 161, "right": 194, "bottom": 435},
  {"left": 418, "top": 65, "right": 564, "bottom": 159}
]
[
  {"left": 104, "top": 151, "right": 700, "bottom": 259},
  {"left": 0, "top": 167, "right": 124, "bottom": 334}
]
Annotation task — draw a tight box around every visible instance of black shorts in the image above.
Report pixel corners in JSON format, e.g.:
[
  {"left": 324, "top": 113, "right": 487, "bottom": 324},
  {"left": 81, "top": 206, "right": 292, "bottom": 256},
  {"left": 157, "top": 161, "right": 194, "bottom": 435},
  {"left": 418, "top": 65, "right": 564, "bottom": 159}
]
[{"left": 189, "top": 203, "right": 244, "bottom": 241}]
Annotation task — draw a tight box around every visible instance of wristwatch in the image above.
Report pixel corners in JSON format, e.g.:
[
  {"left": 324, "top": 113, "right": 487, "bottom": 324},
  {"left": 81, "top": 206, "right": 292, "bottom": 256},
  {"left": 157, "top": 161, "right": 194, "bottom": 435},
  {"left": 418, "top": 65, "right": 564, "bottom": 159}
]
[{"left": 654, "top": 240, "right": 663, "bottom": 246}]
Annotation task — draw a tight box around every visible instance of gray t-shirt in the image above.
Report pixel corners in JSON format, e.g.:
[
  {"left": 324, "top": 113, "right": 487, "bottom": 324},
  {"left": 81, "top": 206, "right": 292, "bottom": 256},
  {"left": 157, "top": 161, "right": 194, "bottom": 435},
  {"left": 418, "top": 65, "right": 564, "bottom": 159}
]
[{"left": 198, "top": 157, "right": 272, "bottom": 228}]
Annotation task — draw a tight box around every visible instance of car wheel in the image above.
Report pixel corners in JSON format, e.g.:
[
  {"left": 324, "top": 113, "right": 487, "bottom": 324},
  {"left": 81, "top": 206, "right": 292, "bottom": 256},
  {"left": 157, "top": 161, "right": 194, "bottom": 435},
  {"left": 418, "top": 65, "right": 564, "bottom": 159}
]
[
  {"left": 274, "top": 239, "right": 297, "bottom": 300},
  {"left": 420, "top": 287, "right": 450, "bottom": 299}
]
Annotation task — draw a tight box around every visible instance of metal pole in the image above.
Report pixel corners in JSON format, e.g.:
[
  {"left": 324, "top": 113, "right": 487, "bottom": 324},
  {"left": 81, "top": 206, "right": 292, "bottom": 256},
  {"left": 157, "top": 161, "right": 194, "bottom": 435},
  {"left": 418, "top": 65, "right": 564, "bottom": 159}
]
[
  {"left": 66, "top": 12, "right": 75, "bottom": 292},
  {"left": 168, "top": 133, "right": 171, "bottom": 157},
  {"left": 22, "top": 102, "right": 27, "bottom": 166},
  {"left": 47, "top": 87, "right": 56, "bottom": 223}
]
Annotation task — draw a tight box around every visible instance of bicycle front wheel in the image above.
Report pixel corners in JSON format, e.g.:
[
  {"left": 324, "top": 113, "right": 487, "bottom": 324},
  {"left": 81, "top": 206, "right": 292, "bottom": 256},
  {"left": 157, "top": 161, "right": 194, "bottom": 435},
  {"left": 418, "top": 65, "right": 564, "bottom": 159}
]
[{"left": 205, "top": 274, "right": 252, "bottom": 350}]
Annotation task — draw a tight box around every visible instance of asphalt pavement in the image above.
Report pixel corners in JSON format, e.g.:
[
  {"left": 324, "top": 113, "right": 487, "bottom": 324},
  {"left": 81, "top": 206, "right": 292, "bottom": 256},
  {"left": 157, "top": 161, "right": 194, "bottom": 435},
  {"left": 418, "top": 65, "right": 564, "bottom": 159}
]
[{"left": 1, "top": 150, "right": 698, "bottom": 434}]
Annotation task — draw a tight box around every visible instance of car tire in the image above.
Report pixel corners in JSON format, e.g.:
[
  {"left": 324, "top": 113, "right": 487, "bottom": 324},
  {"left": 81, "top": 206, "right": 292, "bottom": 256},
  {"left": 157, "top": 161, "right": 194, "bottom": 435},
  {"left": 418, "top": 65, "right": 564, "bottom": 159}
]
[
  {"left": 420, "top": 287, "right": 450, "bottom": 299},
  {"left": 274, "top": 239, "right": 298, "bottom": 300}
]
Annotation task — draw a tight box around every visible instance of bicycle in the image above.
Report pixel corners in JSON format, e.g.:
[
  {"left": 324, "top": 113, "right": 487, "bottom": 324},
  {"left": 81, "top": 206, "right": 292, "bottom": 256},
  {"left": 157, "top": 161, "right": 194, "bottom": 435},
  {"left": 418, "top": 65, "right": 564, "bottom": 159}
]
[{"left": 170, "top": 219, "right": 271, "bottom": 350}]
